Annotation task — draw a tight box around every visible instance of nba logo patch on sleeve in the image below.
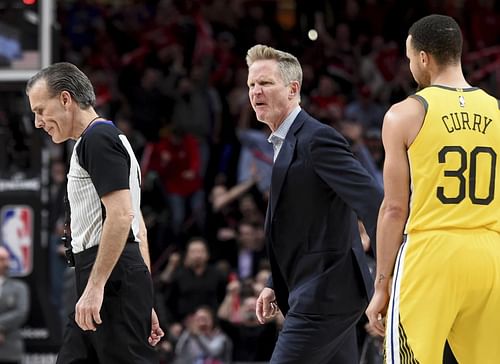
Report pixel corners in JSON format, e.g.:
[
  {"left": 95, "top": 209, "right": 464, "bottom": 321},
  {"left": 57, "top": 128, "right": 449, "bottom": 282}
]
[{"left": 0, "top": 206, "right": 33, "bottom": 276}]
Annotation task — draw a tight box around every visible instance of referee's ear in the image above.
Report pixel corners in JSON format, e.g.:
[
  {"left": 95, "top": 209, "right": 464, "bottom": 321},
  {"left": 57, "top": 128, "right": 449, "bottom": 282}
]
[{"left": 60, "top": 90, "right": 73, "bottom": 109}]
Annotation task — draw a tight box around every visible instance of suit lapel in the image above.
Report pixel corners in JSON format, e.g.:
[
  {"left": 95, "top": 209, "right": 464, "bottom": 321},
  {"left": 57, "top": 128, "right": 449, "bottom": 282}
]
[
  {"left": 269, "top": 112, "right": 306, "bottom": 221},
  {"left": 270, "top": 138, "right": 295, "bottom": 219}
]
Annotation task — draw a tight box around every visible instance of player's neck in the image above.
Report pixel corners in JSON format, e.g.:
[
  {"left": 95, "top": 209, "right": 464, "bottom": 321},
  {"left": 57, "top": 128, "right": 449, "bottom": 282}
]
[{"left": 431, "top": 65, "right": 470, "bottom": 89}]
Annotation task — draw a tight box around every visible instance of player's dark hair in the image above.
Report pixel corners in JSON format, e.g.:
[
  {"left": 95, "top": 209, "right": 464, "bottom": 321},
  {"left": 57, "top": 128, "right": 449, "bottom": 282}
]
[{"left": 409, "top": 14, "right": 462, "bottom": 66}]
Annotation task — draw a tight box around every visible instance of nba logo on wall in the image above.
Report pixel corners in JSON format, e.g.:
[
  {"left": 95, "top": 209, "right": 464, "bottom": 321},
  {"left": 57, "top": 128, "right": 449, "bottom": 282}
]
[{"left": 0, "top": 206, "right": 33, "bottom": 276}]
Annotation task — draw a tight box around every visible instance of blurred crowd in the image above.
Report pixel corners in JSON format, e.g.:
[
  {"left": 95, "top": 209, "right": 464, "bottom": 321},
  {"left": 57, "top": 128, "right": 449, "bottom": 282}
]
[{"left": 45, "top": 0, "right": 499, "bottom": 362}]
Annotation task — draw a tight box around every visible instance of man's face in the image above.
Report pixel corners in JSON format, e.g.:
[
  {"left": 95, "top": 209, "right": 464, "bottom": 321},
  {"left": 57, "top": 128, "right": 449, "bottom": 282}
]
[
  {"left": 194, "top": 308, "right": 213, "bottom": 333},
  {"left": 239, "top": 195, "right": 256, "bottom": 216},
  {"left": 241, "top": 297, "right": 258, "bottom": 323},
  {"left": 185, "top": 241, "right": 208, "bottom": 268},
  {"left": 247, "top": 59, "right": 294, "bottom": 128},
  {"left": 238, "top": 224, "right": 256, "bottom": 249},
  {"left": 0, "top": 248, "right": 10, "bottom": 276},
  {"left": 406, "top": 35, "right": 431, "bottom": 89},
  {"left": 28, "top": 80, "right": 72, "bottom": 143}
]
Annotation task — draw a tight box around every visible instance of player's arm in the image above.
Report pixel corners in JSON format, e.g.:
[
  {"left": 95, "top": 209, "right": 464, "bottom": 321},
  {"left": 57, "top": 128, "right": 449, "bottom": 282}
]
[
  {"left": 76, "top": 189, "right": 133, "bottom": 331},
  {"left": 375, "top": 103, "right": 411, "bottom": 287},
  {"left": 366, "top": 97, "right": 423, "bottom": 335}
]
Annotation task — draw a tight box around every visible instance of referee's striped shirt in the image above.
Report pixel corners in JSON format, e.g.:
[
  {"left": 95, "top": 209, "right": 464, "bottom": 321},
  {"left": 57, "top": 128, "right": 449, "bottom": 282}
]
[{"left": 67, "top": 121, "right": 141, "bottom": 254}]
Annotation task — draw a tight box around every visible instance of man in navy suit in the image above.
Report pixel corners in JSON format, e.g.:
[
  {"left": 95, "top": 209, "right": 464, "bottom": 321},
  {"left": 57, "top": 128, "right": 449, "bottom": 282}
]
[{"left": 246, "top": 44, "right": 383, "bottom": 363}]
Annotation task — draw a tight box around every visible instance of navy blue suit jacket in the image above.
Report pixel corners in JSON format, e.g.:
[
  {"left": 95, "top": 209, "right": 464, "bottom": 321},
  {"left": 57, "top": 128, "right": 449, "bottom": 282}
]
[{"left": 266, "top": 110, "right": 383, "bottom": 316}]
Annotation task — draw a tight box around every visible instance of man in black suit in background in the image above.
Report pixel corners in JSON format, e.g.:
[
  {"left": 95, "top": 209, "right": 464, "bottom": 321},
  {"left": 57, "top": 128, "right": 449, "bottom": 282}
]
[{"left": 246, "top": 44, "right": 383, "bottom": 363}]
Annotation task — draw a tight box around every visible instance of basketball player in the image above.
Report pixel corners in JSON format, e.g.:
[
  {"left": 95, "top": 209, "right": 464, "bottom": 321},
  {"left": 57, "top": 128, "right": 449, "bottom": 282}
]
[{"left": 365, "top": 14, "right": 500, "bottom": 363}]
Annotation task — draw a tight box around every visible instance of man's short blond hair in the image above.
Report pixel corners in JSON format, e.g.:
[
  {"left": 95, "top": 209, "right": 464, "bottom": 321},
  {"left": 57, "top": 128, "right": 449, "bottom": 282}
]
[{"left": 246, "top": 44, "right": 302, "bottom": 87}]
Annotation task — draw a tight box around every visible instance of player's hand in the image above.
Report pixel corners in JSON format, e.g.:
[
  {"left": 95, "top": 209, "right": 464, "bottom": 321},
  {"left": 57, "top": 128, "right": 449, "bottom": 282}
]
[
  {"left": 75, "top": 284, "right": 104, "bottom": 331},
  {"left": 148, "top": 309, "right": 164, "bottom": 346},
  {"left": 365, "top": 287, "right": 390, "bottom": 337},
  {"left": 256, "top": 287, "right": 279, "bottom": 324}
]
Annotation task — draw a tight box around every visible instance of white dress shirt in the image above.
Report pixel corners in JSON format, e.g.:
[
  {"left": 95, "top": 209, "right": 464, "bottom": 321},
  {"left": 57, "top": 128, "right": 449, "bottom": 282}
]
[{"left": 268, "top": 106, "right": 301, "bottom": 162}]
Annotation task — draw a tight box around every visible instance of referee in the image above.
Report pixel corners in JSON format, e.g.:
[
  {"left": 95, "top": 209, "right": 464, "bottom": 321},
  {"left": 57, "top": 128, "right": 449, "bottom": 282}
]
[{"left": 26, "top": 62, "right": 164, "bottom": 363}]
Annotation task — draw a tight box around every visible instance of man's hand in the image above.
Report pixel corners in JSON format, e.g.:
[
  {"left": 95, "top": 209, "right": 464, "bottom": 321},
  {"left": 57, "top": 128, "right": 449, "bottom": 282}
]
[
  {"left": 148, "top": 309, "right": 164, "bottom": 346},
  {"left": 168, "top": 252, "right": 181, "bottom": 267},
  {"left": 256, "top": 287, "right": 279, "bottom": 324},
  {"left": 75, "top": 284, "right": 104, "bottom": 331},
  {"left": 365, "top": 287, "right": 390, "bottom": 337},
  {"left": 226, "top": 280, "right": 241, "bottom": 296}
]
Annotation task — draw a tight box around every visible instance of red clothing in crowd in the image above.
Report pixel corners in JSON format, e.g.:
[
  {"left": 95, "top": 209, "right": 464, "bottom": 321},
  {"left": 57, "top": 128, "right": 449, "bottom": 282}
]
[{"left": 143, "top": 132, "right": 203, "bottom": 197}]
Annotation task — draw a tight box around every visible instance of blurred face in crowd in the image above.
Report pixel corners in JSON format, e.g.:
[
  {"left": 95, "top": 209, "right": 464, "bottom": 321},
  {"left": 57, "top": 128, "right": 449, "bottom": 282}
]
[
  {"left": 247, "top": 59, "right": 298, "bottom": 131},
  {"left": 194, "top": 308, "right": 214, "bottom": 334},
  {"left": 239, "top": 195, "right": 258, "bottom": 217},
  {"left": 406, "top": 35, "right": 431, "bottom": 89},
  {"left": 28, "top": 80, "right": 75, "bottom": 143},
  {"left": 255, "top": 269, "right": 271, "bottom": 286},
  {"left": 0, "top": 247, "right": 10, "bottom": 277},
  {"left": 238, "top": 223, "right": 256, "bottom": 249},
  {"left": 240, "top": 297, "right": 258, "bottom": 323},
  {"left": 185, "top": 240, "right": 209, "bottom": 269},
  {"left": 317, "top": 75, "right": 337, "bottom": 97},
  {"left": 51, "top": 160, "right": 66, "bottom": 185},
  {"left": 177, "top": 77, "right": 193, "bottom": 96}
]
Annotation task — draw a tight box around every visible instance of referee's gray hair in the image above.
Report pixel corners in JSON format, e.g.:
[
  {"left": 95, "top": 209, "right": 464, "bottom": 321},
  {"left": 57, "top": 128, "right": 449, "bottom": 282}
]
[
  {"left": 246, "top": 44, "right": 303, "bottom": 88},
  {"left": 26, "top": 62, "right": 96, "bottom": 109}
]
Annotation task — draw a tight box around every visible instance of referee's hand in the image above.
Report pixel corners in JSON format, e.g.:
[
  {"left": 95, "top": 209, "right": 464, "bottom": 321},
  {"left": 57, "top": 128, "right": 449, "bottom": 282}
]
[
  {"left": 75, "top": 284, "right": 103, "bottom": 331},
  {"left": 148, "top": 309, "right": 164, "bottom": 346}
]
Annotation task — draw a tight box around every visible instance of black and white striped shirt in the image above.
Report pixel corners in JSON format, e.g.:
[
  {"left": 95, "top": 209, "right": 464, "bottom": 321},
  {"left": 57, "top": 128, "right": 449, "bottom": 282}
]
[{"left": 67, "top": 121, "right": 141, "bottom": 254}]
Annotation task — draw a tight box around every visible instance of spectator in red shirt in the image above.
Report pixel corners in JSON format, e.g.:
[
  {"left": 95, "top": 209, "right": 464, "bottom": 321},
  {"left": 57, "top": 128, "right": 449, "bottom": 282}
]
[{"left": 142, "top": 125, "right": 205, "bottom": 239}]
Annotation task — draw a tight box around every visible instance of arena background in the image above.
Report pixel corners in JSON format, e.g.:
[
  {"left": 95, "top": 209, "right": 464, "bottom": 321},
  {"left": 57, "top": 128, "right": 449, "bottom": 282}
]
[{"left": 0, "top": 0, "right": 498, "bottom": 363}]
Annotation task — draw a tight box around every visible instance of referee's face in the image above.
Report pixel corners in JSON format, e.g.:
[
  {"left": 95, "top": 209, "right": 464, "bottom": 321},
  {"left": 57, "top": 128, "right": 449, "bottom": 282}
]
[{"left": 28, "top": 80, "right": 73, "bottom": 144}]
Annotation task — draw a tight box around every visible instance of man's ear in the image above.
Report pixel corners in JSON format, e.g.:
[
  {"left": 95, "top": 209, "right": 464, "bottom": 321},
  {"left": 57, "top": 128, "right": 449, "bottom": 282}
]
[
  {"left": 60, "top": 91, "right": 72, "bottom": 108},
  {"left": 419, "top": 50, "right": 429, "bottom": 67},
  {"left": 289, "top": 81, "right": 300, "bottom": 98}
]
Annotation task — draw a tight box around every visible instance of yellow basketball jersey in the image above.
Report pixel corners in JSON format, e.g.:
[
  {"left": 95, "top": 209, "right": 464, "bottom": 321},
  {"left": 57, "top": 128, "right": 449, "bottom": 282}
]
[{"left": 405, "top": 85, "right": 500, "bottom": 233}]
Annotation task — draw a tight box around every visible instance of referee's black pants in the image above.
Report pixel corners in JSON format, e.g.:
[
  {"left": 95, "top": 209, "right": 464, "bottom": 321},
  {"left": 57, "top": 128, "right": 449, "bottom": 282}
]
[{"left": 56, "top": 243, "right": 158, "bottom": 364}]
